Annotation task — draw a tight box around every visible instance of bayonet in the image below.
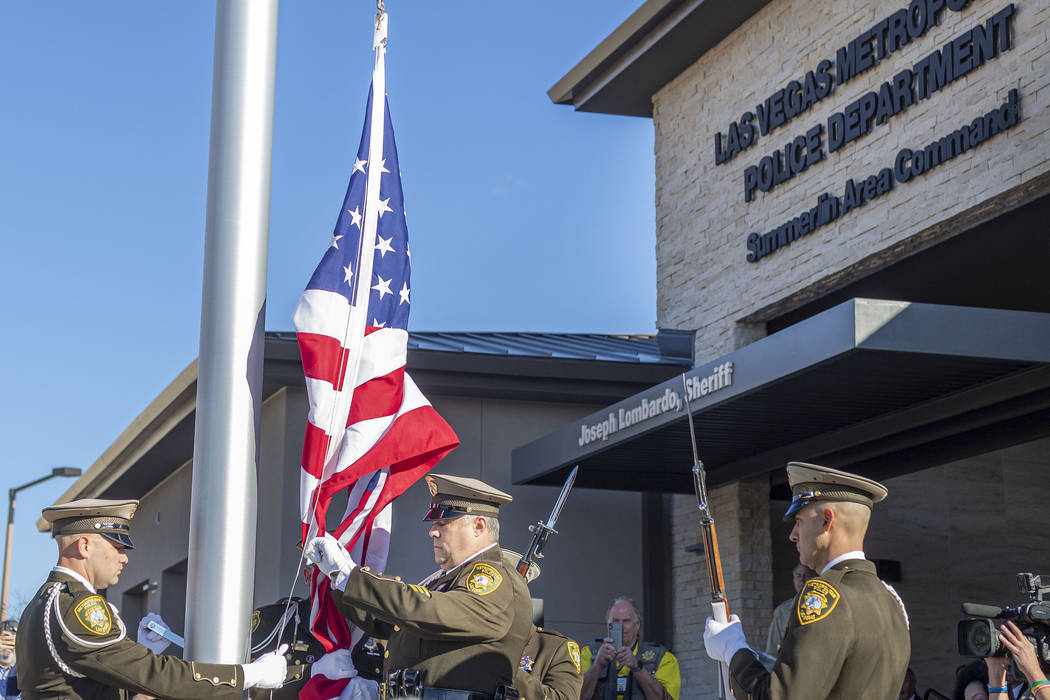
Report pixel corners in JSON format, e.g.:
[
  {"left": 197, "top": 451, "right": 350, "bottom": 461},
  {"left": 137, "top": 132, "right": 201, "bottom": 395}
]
[{"left": 517, "top": 465, "right": 578, "bottom": 577}]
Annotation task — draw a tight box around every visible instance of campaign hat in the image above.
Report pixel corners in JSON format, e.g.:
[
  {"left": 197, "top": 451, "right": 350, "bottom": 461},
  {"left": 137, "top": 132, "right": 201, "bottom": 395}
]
[
  {"left": 43, "top": 498, "right": 138, "bottom": 549},
  {"left": 784, "top": 462, "right": 887, "bottom": 521},
  {"left": 422, "top": 474, "right": 512, "bottom": 521}
]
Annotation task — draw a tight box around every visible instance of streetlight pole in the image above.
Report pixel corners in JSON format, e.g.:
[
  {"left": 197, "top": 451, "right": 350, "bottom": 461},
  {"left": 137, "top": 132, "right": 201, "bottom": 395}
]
[{"left": 1, "top": 467, "right": 81, "bottom": 620}]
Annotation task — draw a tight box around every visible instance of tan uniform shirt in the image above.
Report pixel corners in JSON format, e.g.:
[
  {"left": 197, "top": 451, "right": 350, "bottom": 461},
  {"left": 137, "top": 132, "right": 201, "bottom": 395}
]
[
  {"left": 514, "top": 627, "right": 583, "bottom": 700},
  {"left": 729, "top": 559, "right": 910, "bottom": 700},
  {"left": 17, "top": 571, "right": 246, "bottom": 700},
  {"left": 333, "top": 544, "right": 532, "bottom": 693}
]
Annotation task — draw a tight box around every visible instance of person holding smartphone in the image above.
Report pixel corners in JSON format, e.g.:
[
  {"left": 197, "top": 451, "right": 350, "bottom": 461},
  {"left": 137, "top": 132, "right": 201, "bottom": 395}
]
[{"left": 579, "top": 596, "right": 680, "bottom": 700}]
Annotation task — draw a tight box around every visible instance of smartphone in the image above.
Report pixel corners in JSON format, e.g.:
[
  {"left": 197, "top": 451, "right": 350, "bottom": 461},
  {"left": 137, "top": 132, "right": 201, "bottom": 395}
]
[{"left": 609, "top": 621, "right": 623, "bottom": 649}]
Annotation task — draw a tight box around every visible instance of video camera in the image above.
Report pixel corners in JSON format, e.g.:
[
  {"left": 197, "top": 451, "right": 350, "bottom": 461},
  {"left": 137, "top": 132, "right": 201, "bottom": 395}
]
[{"left": 957, "top": 573, "right": 1050, "bottom": 670}]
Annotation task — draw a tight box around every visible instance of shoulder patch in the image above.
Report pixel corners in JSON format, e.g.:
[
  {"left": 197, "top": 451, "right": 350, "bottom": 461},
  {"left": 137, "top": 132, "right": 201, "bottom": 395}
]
[
  {"left": 251, "top": 610, "right": 261, "bottom": 633},
  {"left": 408, "top": 584, "right": 432, "bottom": 599},
  {"left": 797, "top": 579, "right": 840, "bottom": 626},
  {"left": 466, "top": 562, "right": 503, "bottom": 595},
  {"left": 73, "top": 595, "right": 112, "bottom": 635},
  {"left": 567, "top": 641, "right": 582, "bottom": 674}
]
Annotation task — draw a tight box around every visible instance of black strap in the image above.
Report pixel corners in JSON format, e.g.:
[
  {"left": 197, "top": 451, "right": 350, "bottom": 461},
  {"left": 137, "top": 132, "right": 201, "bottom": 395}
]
[{"left": 421, "top": 689, "right": 493, "bottom": 700}]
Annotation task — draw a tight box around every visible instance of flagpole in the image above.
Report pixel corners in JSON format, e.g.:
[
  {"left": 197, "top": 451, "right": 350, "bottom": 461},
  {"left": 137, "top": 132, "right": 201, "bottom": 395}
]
[{"left": 185, "top": 0, "right": 278, "bottom": 665}]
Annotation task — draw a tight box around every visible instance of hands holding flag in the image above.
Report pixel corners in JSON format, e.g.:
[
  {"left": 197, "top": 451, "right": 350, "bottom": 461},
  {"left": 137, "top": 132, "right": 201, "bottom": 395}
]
[{"left": 305, "top": 533, "right": 357, "bottom": 591}]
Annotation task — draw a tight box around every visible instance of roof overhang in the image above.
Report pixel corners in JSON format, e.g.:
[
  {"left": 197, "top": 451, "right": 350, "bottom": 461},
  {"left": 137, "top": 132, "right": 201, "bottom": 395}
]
[
  {"left": 511, "top": 299, "right": 1050, "bottom": 493},
  {"left": 549, "top": 0, "right": 771, "bottom": 117},
  {"left": 39, "top": 333, "right": 688, "bottom": 530}
]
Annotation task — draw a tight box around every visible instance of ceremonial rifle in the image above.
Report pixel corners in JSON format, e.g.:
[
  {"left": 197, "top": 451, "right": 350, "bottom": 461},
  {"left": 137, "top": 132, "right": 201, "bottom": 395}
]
[
  {"left": 517, "top": 466, "right": 578, "bottom": 577},
  {"left": 682, "top": 374, "right": 734, "bottom": 699}
]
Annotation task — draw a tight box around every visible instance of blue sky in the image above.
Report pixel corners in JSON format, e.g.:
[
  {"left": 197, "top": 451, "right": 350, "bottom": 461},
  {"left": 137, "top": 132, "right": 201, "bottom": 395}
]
[{"left": 0, "top": 1, "right": 656, "bottom": 614}]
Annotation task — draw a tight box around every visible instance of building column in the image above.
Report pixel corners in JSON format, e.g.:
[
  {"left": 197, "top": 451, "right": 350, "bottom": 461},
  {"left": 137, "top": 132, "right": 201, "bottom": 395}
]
[{"left": 671, "top": 478, "right": 773, "bottom": 699}]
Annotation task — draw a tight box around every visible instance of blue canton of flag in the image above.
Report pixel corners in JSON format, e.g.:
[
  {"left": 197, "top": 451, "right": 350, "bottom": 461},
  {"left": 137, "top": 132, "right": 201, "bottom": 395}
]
[{"left": 307, "top": 86, "right": 411, "bottom": 331}]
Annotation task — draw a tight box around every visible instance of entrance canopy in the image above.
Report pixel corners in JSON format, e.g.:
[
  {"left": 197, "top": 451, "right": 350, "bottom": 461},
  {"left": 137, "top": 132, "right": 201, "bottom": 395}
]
[{"left": 512, "top": 299, "right": 1050, "bottom": 494}]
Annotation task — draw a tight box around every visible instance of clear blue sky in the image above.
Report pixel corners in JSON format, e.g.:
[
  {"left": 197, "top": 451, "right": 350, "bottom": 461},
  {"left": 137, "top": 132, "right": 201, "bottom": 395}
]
[{"left": 0, "top": 2, "right": 656, "bottom": 615}]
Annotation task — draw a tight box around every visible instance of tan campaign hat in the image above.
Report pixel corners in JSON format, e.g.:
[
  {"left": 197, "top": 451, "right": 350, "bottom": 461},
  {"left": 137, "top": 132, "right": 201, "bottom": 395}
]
[
  {"left": 501, "top": 549, "right": 541, "bottom": 584},
  {"left": 784, "top": 462, "right": 887, "bottom": 521},
  {"left": 43, "top": 498, "right": 139, "bottom": 549},
  {"left": 422, "top": 474, "right": 512, "bottom": 521}
]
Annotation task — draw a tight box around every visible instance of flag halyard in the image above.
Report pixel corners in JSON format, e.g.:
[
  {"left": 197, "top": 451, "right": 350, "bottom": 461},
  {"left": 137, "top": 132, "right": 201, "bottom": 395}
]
[{"left": 292, "top": 70, "right": 459, "bottom": 693}]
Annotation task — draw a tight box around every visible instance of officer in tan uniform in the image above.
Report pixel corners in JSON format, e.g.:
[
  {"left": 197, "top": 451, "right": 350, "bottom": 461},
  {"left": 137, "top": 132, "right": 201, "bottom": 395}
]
[
  {"left": 703, "top": 463, "right": 910, "bottom": 700},
  {"left": 500, "top": 550, "right": 582, "bottom": 700},
  {"left": 17, "top": 499, "right": 291, "bottom": 700},
  {"left": 305, "top": 475, "right": 533, "bottom": 699}
]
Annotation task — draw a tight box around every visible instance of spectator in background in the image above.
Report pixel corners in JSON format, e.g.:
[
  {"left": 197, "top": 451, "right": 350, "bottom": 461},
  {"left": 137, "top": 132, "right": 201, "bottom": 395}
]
[
  {"left": 580, "top": 596, "right": 680, "bottom": 700},
  {"left": 765, "top": 563, "right": 817, "bottom": 655},
  {"left": 953, "top": 660, "right": 989, "bottom": 700},
  {"left": 899, "top": 667, "right": 918, "bottom": 700},
  {"left": 0, "top": 620, "right": 18, "bottom": 700}
]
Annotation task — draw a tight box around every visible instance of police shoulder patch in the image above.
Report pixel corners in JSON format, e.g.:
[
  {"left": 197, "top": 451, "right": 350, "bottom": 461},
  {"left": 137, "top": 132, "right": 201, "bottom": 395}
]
[
  {"left": 73, "top": 595, "right": 112, "bottom": 635},
  {"left": 797, "top": 579, "right": 841, "bottom": 625},
  {"left": 567, "top": 641, "right": 582, "bottom": 674},
  {"left": 251, "top": 610, "right": 261, "bottom": 633},
  {"left": 466, "top": 563, "right": 502, "bottom": 595}
]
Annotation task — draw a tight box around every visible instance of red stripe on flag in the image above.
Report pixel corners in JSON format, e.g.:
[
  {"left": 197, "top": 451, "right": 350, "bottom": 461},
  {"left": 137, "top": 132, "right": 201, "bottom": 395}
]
[
  {"left": 297, "top": 332, "right": 351, "bottom": 390},
  {"left": 346, "top": 368, "right": 405, "bottom": 424},
  {"left": 301, "top": 422, "right": 330, "bottom": 480}
]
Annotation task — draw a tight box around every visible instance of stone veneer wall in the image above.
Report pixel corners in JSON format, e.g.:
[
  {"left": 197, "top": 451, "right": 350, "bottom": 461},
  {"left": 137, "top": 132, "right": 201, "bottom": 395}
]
[{"left": 651, "top": 0, "right": 1050, "bottom": 361}]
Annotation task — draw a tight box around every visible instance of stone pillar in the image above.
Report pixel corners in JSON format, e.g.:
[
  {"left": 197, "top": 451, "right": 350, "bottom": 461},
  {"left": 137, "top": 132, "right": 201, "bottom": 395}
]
[{"left": 671, "top": 478, "right": 773, "bottom": 699}]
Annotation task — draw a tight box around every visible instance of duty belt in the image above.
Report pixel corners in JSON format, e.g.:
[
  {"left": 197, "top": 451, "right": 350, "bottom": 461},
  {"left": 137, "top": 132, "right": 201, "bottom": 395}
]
[
  {"left": 383, "top": 668, "right": 516, "bottom": 700},
  {"left": 422, "top": 690, "right": 494, "bottom": 700}
]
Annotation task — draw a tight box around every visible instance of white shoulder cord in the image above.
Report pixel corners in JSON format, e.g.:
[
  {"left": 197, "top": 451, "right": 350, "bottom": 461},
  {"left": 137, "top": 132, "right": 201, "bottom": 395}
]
[
  {"left": 250, "top": 605, "right": 298, "bottom": 655},
  {"left": 44, "top": 582, "right": 128, "bottom": 678},
  {"left": 881, "top": 580, "right": 910, "bottom": 629}
]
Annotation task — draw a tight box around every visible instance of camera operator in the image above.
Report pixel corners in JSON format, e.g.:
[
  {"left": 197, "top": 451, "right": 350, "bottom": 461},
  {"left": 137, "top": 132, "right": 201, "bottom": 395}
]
[{"left": 984, "top": 621, "right": 1049, "bottom": 698}]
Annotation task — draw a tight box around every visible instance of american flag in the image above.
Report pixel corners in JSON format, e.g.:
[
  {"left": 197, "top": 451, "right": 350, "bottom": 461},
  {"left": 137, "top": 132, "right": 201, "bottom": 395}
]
[{"left": 291, "top": 68, "right": 459, "bottom": 697}]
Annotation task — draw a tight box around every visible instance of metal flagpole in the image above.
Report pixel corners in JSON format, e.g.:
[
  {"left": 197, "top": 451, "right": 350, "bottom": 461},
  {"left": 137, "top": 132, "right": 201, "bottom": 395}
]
[{"left": 185, "top": 0, "right": 279, "bottom": 665}]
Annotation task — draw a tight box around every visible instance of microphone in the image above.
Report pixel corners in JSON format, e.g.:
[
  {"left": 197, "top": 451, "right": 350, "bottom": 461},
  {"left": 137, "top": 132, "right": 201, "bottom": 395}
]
[{"left": 961, "top": 603, "right": 1003, "bottom": 618}]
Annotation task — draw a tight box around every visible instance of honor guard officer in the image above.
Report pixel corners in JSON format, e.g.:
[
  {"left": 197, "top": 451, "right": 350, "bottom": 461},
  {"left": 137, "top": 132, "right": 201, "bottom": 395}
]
[
  {"left": 305, "top": 474, "right": 533, "bottom": 699},
  {"left": 500, "top": 550, "right": 583, "bottom": 700},
  {"left": 703, "top": 463, "right": 910, "bottom": 700},
  {"left": 18, "top": 499, "right": 292, "bottom": 700}
]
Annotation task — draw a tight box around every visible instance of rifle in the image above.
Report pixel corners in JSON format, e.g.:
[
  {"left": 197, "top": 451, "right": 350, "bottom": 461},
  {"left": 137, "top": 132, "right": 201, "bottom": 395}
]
[
  {"left": 682, "top": 374, "right": 733, "bottom": 699},
  {"left": 517, "top": 465, "right": 578, "bottom": 577}
]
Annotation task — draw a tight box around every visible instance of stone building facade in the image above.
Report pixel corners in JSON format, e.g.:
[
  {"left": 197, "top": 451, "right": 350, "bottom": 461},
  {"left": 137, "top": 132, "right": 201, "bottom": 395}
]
[{"left": 539, "top": 0, "right": 1050, "bottom": 696}]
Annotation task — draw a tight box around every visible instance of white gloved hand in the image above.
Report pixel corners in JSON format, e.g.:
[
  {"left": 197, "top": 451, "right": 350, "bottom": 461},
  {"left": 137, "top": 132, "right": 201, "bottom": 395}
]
[
  {"left": 304, "top": 533, "right": 356, "bottom": 591},
  {"left": 243, "top": 644, "right": 289, "bottom": 690},
  {"left": 311, "top": 648, "right": 357, "bottom": 680},
  {"left": 136, "top": 613, "right": 172, "bottom": 655},
  {"left": 703, "top": 614, "right": 752, "bottom": 664}
]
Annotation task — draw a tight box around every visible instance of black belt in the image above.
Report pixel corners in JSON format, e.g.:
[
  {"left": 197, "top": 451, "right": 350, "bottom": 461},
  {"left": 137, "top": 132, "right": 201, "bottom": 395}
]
[{"left": 421, "top": 690, "right": 493, "bottom": 700}]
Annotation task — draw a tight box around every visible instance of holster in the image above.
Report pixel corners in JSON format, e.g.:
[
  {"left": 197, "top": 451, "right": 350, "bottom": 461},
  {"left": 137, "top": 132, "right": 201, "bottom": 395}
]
[{"left": 385, "top": 668, "right": 426, "bottom": 699}]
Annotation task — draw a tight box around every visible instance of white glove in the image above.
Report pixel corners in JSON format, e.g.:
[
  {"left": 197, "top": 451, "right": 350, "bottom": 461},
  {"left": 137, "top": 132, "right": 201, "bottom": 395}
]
[
  {"left": 703, "top": 614, "right": 752, "bottom": 664},
  {"left": 304, "top": 533, "right": 356, "bottom": 591},
  {"left": 311, "top": 648, "right": 357, "bottom": 680},
  {"left": 136, "top": 613, "right": 172, "bottom": 655},
  {"left": 243, "top": 644, "right": 289, "bottom": 690}
]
